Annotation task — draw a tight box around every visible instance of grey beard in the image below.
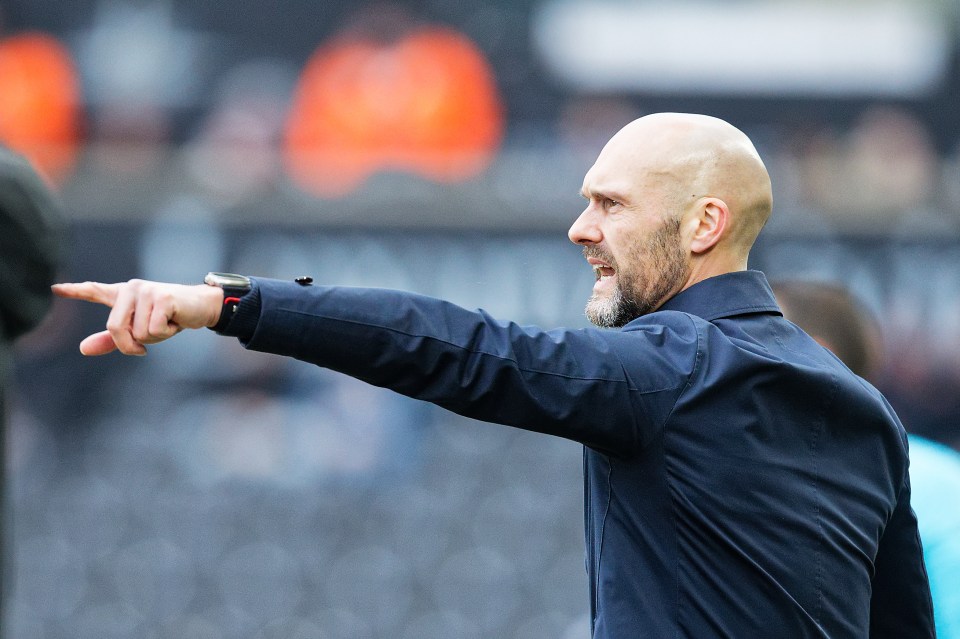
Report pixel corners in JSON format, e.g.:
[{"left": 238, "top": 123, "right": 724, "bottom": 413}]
[
  {"left": 583, "top": 218, "right": 688, "bottom": 328},
  {"left": 583, "top": 289, "right": 623, "bottom": 328},
  {"left": 585, "top": 281, "right": 660, "bottom": 328}
]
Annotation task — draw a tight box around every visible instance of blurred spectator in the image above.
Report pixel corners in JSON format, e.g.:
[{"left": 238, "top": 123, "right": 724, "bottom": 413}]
[
  {"left": 556, "top": 96, "right": 643, "bottom": 160},
  {"left": 794, "top": 106, "right": 938, "bottom": 229},
  {"left": 772, "top": 281, "right": 883, "bottom": 379},
  {"left": 184, "top": 59, "right": 297, "bottom": 206},
  {"left": 909, "top": 436, "right": 960, "bottom": 638},
  {"left": 844, "top": 107, "right": 938, "bottom": 221},
  {"left": 74, "top": 0, "right": 217, "bottom": 178},
  {"left": 0, "top": 146, "right": 65, "bottom": 631},
  {"left": 0, "top": 32, "right": 81, "bottom": 184},
  {"left": 85, "top": 102, "right": 171, "bottom": 177},
  {"left": 773, "top": 279, "right": 960, "bottom": 639},
  {"left": 283, "top": 4, "right": 504, "bottom": 198},
  {"left": 943, "top": 137, "right": 960, "bottom": 213}
]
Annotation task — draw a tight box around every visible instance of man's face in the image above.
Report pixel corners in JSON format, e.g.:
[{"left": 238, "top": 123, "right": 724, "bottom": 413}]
[
  {"left": 570, "top": 134, "right": 692, "bottom": 327},
  {"left": 579, "top": 213, "right": 689, "bottom": 327}
]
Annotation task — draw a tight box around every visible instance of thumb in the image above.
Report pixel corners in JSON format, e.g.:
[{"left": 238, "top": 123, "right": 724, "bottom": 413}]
[{"left": 79, "top": 330, "right": 134, "bottom": 356}]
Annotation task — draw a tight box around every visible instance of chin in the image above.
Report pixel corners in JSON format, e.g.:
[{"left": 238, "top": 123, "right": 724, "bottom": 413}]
[{"left": 585, "top": 295, "right": 623, "bottom": 329}]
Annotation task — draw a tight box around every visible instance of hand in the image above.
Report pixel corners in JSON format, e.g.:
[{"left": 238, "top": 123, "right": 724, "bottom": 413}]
[{"left": 52, "top": 279, "right": 224, "bottom": 356}]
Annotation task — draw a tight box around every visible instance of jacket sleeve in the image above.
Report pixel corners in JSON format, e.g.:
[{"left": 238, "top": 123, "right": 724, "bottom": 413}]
[
  {"left": 869, "top": 470, "right": 936, "bottom": 638},
  {"left": 239, "top": 278, "right": 698, "bottom": 454},
  {"left": 0, "top": 147, "right": 65, "bottom": 341}
]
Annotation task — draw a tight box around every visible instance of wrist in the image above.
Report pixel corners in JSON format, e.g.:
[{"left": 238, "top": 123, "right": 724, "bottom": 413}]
[{"left": 202, "top": 285, "right": 225, "bottom": 328}]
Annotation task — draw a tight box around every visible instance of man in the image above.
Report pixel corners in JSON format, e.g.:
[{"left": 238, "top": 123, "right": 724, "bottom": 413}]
[
  {"left": 0, "top": 146, "right": 64, "bottom": 631},
  {"left": 774, "top": 280, "right": 959, "bottom": 639},
  {"left": 54, "top": 113, "right": 934, "bottom": 637}
]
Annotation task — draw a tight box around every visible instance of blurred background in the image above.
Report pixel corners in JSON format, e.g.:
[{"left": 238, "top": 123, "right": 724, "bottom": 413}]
[{"left": 2, "top": 0, "right": 959, "bottom": 637}]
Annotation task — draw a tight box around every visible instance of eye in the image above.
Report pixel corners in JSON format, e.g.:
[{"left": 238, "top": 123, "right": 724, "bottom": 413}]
[{"left": 605, "top": 198, "right": 622, "bottom": 210}]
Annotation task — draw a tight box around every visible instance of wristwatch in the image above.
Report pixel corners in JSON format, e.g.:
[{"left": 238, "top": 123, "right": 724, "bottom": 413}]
[{"left": 204, "top": 272, "right": 252, "bottom": 332}]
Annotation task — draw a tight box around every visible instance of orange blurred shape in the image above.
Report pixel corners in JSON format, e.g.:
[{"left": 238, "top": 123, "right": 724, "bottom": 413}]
[
  {"left": 0, "top": 32, "right": 82, "bottom": 185},
  {"left": 284, "top": 27, "right": 504, "bottom": 198}
]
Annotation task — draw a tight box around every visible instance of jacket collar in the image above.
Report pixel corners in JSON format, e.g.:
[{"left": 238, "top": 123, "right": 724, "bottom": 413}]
[{"left": 645, "top": 270, "right": 782, "bottom": 323}]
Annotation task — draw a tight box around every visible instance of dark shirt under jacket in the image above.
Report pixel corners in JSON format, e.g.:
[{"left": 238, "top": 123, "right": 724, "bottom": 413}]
[{"left": 226, "top": 270, "right": 934, "bottom": 638}]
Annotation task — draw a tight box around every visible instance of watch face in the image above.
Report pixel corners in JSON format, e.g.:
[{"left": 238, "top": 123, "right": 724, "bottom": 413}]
[{"left": 205, "top": 272, "right": 251, "bottom": 289}]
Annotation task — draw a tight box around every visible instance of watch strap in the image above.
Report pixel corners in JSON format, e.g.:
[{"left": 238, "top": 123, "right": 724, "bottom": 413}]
[
  {"left": 211, "top": 285, "right": 248, "bottom": 333},
  {"left": 218, "top": 284, "right": 262, "bottom": 340}
]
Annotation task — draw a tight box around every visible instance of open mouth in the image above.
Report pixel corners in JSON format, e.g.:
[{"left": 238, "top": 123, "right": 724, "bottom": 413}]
[
  {"left": 587, "top": 257, "right": 616, "bottom": 282},
  {"left": 593, "top": 264, "right": 615, "bottom": 281}
]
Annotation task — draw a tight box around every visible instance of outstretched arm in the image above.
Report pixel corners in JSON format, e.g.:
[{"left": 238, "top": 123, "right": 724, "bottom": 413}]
[
  {"left": 52, "top": 280, "right": 223, "bottom": 356},
  {"left": 55, "top": 276, "right": 697, "bottom": 452}
]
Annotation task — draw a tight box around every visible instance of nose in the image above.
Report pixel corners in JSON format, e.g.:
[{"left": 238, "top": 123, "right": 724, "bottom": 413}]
[{"left": 568, "top": 205, "right": 602, "bottom": 245}]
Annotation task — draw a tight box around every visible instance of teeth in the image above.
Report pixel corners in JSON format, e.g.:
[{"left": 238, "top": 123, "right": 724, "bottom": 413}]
[{"left": 593, "top": 267, "right": 614, "bottom": 280}]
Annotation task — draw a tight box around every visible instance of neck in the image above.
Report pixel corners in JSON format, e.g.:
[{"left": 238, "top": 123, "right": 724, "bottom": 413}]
[{"left": 680, "top": 252, "right": 749, "bottom": 292}]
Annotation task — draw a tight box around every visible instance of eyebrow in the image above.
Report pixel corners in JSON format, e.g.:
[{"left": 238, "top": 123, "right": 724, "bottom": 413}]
[{"left": 580, "top": 186, "right": 629, "bottom": 203}]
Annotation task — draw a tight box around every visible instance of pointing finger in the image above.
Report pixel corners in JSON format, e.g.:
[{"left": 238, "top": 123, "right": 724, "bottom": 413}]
[{"left": 52, "top": 282, "right": 121, "bottom": 307}]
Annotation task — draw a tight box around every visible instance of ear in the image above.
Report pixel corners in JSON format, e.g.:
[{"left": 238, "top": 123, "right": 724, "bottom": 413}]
[{"left": 688, "top": 197, "right": 728, "bottom": 254}]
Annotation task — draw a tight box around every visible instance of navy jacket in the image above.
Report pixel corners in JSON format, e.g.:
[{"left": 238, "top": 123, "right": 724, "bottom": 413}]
[{"left": 228, "top": 270, "right": 934, "bottom": 638}]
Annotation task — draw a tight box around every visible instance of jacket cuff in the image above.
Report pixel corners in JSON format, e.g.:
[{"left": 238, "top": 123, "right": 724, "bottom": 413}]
[{"left": 216, "top": 280, "right": 262, "bottom": 341}]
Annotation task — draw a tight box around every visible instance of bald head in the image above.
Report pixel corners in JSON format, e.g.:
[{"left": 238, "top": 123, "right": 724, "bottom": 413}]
[
  {"left": 571, "top": 113, "right": 775, "bottom": 323},
  {"left": 587, "top": 113, "right": 773, "bottom": 263}
]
